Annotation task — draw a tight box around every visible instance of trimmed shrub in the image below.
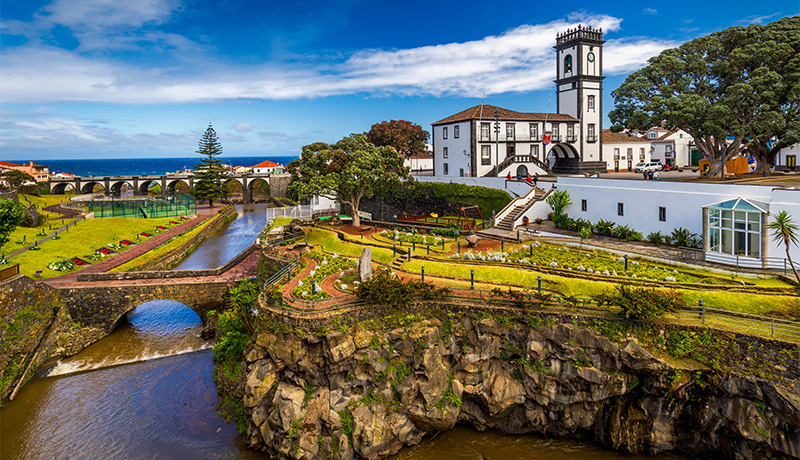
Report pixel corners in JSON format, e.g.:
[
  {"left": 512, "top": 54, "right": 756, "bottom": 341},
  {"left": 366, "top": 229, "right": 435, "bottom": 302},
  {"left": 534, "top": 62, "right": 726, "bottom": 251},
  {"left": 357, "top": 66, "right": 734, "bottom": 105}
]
[
  {"left": 647, "top": 231, "right": 665, "bottom": 245},
  {"left": 593, "top": 285, "right": 683, "bottom": 322},
  {"left": 595, "top": 219, "right": 615, "bottom": 236}
]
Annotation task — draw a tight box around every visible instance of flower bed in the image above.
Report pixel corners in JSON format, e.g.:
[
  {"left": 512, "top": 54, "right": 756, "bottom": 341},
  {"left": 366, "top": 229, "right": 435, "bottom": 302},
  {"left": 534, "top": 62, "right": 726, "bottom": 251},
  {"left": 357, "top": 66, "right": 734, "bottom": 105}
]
[
  {"left": 291, "top": 251, "right": 356, "bottom": 300},
  {"left": 449, "top": 242, "right": 700, "bottom": 283},
  {"left": 48, "top": 259, "right": 75, "bottom": 272},
  {"left": 376, "top": 229, "right": 451, "bottom": 246}
]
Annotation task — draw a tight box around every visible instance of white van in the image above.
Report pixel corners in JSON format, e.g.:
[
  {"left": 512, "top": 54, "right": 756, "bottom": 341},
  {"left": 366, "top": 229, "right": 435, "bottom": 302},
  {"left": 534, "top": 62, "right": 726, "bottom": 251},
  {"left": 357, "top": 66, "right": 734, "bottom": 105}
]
[{"left": 634, "top": 161, "right": 663, "bottom": 173}]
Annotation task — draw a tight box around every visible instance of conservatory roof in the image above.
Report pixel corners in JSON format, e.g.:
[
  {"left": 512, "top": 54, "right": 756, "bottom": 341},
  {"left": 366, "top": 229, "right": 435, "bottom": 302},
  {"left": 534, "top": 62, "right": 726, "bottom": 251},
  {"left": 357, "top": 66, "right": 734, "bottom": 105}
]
[{"left": 703, "top": 197, "right": 769, "bottom": 213}]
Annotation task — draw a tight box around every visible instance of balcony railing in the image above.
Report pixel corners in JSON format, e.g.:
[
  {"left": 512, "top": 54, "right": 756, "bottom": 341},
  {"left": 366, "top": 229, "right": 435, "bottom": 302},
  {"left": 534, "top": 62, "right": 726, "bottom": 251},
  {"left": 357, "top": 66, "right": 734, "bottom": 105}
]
[
  {"left": 587, "top": 135, "right": 598, "bottom": 143},
  {"left": 566, "top": 135, "right": 577, "bottom": 142}
]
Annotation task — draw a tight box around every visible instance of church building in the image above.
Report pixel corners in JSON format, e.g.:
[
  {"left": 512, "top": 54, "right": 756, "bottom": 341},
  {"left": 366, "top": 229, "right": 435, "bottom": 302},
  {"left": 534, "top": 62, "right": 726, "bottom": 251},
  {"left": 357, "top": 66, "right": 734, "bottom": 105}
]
[{"left": 431, "top": 25, "right": 606, "bottom": 177}]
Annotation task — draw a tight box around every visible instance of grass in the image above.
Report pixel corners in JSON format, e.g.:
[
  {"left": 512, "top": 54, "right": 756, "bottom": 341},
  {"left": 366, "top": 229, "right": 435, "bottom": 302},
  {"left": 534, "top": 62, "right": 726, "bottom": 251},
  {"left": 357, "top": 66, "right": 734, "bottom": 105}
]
[
  {"left": 306, "top": 228, "right": 395, "bottom": 265},
  {"left": 8, "top": 217, "right": 181, "bottom": 278},
  {"left": 2, "top": 193, "right": 83, "bottom": 254},
  {"left": 111, "top": 215, "right": 218, "bottom": 272}
]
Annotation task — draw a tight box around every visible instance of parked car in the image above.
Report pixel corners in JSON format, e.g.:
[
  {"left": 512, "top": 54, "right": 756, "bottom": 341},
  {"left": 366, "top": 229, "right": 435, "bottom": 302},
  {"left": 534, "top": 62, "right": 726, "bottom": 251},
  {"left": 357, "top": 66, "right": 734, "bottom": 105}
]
[{"left": 634, "top": 161, "right": 663, "bottom": 172}]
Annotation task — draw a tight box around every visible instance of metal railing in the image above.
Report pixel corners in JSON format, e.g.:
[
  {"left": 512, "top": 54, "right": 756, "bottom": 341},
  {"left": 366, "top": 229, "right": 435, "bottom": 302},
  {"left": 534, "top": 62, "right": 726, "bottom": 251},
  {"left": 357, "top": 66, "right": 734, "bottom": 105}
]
[
  {"left": 674, "top": 306, "right": 800, "bottom": 340},
  {"left": 265, "top": 204, "right": 340, "bottom": 221},
  {"left": 678, "top": 246, "right": 800, "bottom": 275},
  {"left": 263, "top": 256, "right": 301, "bottom": 287}
]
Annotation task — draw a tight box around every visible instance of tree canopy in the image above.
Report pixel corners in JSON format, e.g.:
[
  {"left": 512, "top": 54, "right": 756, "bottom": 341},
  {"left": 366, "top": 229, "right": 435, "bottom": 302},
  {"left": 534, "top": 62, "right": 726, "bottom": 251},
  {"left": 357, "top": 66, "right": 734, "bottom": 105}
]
[
  {"left": 288, "top": 133, "right": 409, "bottom": 226},
  {"left": 609, "top": 17, "right": 800, "bottom": 177},
  {"left": 0, "top": 199, "right": 25, "bottom": 250},
  {"left": 366, "top": 120, "right": 430, "bottom": 159},
  {"left": 193, "top": 123, "right": 226, "bottom": 207},
  {"left": 1, "top": 170, "right": 34, "bottom": 188}
]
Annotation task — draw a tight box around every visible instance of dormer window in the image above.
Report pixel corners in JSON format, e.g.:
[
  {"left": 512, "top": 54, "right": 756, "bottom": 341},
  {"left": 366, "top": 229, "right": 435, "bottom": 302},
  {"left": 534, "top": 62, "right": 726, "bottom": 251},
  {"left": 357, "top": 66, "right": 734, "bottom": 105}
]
[{"left": 564, "top": 55, "right": 572, "bottom": 73}]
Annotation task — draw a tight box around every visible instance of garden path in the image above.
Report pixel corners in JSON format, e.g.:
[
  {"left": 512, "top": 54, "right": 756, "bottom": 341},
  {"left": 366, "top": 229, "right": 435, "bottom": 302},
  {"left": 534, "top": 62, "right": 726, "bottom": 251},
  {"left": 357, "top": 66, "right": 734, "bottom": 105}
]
[{"left": 280, "top": 258, "right": 317, "bottom": 298}]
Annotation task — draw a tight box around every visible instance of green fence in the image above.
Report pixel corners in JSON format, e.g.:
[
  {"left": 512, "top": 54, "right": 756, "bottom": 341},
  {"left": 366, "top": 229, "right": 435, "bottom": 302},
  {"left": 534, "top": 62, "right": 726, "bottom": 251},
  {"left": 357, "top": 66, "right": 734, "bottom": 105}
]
[{"left": 89, "top": 193, "right": 196, "bottom": 218}]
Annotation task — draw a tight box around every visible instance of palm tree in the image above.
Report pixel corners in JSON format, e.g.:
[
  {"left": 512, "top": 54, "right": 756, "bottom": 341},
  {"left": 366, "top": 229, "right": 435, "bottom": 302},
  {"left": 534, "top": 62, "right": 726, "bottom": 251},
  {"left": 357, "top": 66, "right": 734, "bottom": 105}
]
[{"left": 767, "top": 211, "right": 800, "bottom": 285}]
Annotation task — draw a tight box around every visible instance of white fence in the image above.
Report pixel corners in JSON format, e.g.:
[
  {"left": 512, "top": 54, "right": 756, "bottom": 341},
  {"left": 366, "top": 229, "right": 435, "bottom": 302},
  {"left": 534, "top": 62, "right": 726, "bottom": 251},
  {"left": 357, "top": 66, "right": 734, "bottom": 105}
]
[{"left": 265, "top": 203, "right": 340, "bottom": 221}]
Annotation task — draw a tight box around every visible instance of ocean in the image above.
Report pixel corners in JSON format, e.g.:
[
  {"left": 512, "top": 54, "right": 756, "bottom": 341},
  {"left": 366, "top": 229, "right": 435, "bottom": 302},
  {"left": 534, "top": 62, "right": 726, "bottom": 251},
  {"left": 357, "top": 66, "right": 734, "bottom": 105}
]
[{"left": 7, "top": 156, "right": 298, "bottom": 177}]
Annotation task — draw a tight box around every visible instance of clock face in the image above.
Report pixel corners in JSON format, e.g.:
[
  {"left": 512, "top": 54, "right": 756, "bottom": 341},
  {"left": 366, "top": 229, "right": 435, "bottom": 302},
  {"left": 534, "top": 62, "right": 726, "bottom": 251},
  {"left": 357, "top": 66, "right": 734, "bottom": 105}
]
[{"left": 587, "top": 52, "right": 595, "bottom": 62}]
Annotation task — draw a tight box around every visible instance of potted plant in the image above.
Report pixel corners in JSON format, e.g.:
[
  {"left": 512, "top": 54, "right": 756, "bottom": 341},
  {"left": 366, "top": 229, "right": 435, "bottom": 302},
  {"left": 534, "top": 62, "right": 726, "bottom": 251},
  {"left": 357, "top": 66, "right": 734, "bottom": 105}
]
[{"left": 535, "top": 218, "right": 543, "bottom": 225}]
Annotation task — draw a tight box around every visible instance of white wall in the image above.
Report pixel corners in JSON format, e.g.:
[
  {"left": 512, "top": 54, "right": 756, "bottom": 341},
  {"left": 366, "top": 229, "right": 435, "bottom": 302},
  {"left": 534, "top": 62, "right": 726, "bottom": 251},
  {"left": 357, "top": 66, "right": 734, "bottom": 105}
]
[
  {"left": 775, "top": 142, "right": 799, "bottom": 169},
  {"left": 433, "top": 122, "right": 471, "bottom": 177},
  {"left": 557, "top": 177, "right": 800, "bottom": 263}
]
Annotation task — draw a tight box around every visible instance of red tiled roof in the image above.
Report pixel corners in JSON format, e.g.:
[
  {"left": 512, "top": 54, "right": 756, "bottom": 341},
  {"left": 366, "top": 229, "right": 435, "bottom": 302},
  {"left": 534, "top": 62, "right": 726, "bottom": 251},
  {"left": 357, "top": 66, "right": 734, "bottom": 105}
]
[
  {"left": 0, "top": 161, "right": 20, "bottom": 167},
  {"left": 253, "top": 159, "right": 283, "bottom": 168},
  {"left": 433, "top": 104, "right": 578, "bottom": 125},
  {"left": 602, "top": 129, "right": 651, "bottom": 144}
]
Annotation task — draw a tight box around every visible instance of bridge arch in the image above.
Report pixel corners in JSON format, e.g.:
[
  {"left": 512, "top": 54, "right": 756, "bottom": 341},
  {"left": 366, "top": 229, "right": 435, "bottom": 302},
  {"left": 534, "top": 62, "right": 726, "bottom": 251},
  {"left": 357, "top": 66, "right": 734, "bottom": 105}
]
[
  {"left": 138, "top": 179, "right": 161, "bottom": 196},
  {"left": 166, "top": 179, "right": 191, "bottom": 194},
  {"left": 52, "top": 182, "right": 73, "bottom": 194},
  {"left": 109, "top": 180, "right": 134, "bottom": 197},
  {"left": 81, "top": 181, "right": 105, "bottom": 194},
  {"left": 248, "top": 177, "right": 270, "bottom": 201}
]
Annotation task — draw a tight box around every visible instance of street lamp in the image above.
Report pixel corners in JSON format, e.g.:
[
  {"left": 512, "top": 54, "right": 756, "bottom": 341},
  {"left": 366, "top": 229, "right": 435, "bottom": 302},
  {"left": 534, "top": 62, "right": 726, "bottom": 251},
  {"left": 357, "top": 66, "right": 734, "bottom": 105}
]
[{"left": 494, "top": 108, "right": 501, "bottom": 176}]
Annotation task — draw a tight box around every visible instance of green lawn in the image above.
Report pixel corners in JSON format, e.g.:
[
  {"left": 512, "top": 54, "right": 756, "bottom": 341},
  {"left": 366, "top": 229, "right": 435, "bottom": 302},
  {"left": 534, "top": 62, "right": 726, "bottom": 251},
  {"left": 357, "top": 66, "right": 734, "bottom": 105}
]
[
  {"left": 8, "top": 217, "right": 180, "bottom": 278},
  {"left": 306, "top": 228, "right": 395, "bottom": 265}
]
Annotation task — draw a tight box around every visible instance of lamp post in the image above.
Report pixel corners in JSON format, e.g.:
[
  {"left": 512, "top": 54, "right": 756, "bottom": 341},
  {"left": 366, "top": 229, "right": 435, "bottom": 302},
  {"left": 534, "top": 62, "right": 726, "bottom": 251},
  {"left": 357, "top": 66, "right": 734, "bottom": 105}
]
[{"left": 494, "top": 108, "right": 501, "bottom": 177}]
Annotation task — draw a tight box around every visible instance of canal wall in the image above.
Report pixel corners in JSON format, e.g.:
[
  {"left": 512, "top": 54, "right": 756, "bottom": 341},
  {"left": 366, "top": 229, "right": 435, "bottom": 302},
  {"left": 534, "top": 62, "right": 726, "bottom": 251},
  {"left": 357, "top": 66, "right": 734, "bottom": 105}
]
[
  {"left": 0, "top": 276, "right": 104, "bottom": 402},
  {"left": 224, "top": 308, "right": 800, "bottom": 460}
]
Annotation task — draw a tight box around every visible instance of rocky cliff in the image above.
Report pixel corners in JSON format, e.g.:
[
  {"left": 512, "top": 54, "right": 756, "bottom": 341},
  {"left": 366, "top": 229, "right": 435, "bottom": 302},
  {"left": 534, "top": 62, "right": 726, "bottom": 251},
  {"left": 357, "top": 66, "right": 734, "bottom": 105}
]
[{"left": 227, "top": 312, "right": 800, "bottom": 460}]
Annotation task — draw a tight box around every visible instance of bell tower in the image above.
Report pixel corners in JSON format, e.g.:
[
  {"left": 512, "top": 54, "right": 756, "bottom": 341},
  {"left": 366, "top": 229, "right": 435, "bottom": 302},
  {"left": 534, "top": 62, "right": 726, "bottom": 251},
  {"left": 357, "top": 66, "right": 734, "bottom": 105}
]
[{"left": 554, "top": 25, "right": 604, "bottom": 164}]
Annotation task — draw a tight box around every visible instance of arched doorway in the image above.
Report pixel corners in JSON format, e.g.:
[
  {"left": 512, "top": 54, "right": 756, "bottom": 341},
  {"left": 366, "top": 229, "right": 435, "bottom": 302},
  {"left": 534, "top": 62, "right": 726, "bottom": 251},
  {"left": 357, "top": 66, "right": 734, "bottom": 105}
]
[
  {"left": 547, "top": 144, "right": 580, "bottom": 174},
  {"left": 515, "top": 165, "right": 528, "bottom": 178}
]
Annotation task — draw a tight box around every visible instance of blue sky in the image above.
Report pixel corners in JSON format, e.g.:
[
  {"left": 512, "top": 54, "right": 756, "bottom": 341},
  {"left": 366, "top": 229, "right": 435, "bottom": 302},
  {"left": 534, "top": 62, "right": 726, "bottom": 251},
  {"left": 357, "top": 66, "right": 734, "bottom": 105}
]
[{"left": 1, "top": 0, "right": 797, "bottom": 160}]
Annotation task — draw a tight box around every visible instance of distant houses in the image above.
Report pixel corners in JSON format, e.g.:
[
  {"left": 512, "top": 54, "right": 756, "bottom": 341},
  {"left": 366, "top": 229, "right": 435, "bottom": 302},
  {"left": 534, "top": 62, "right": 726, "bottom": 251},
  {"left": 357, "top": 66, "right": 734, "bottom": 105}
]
[
  {"left": 252, "top": 159, "right": 284, "bottom": 174},
  {"left": 0, "top": 160, "right": 50, "bottom": 182}
]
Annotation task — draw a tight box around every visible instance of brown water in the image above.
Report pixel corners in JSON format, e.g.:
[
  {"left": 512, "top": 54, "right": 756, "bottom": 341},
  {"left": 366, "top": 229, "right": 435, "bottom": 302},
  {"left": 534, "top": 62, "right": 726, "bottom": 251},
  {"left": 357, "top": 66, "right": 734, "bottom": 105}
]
[{"left": 0, "top": 205, "right": 690, "bottom": 460}]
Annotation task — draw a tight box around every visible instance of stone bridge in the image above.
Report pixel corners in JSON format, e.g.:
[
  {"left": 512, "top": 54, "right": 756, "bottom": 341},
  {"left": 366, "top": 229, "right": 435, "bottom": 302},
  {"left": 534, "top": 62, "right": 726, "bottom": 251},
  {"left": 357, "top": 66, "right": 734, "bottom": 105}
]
[
  {"left": 57, "top": 279, "right": 232, "bottom": 333},
  {"left": 50, "top": 172, "right": 291, "bottom": 203}
]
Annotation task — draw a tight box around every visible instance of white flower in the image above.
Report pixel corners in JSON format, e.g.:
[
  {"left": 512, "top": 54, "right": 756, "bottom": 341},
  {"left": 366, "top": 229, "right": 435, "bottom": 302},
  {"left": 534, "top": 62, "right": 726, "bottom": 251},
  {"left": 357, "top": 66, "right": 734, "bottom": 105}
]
[
  {"left": 309, "top": 270, "right": 316, "bottom": 276},
  {"left": 618, "top": 257, "right": 625, "bottom": 263},
  {"left": 587, "top": 268, "right": 594, "bottom": 274},
  {"left": 519, "top": 259, "right": 530, "bottom": 264},
  {"left": 631, "top": 274, "right": 637, "bottom": 278},
  {"left": 577, "top": 265, "right": 585, "bottom": 271},
  {"left": 298, "top": 280, "right": 304, "bottom": 287},
  {"left": 612, "top": 271, "right": 618, "bottom": 276},
  {"left": 549, "top": 261, "right": 558, "bottom": 268},
  {"left": 603, "top": 269, "right": 610, "bottom": 276},
  {"left": 302, "top": 291, "right": 308, "bottom": 297},
  {"left": 340, "top": 284, "right": 348, "bottom": 290},
  {"left": 631, "top": 261, "right": 640, "bottom": 266},
  {"left": 665, "top": 276, "right": 677, "bottom": 282}
]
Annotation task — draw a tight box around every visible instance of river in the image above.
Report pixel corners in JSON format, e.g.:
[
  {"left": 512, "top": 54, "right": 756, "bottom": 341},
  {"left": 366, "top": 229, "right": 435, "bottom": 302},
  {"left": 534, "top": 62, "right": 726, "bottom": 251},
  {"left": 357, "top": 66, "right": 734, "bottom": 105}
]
[{"left": 0, "top": 204, "right": 688, "bottom": 460}]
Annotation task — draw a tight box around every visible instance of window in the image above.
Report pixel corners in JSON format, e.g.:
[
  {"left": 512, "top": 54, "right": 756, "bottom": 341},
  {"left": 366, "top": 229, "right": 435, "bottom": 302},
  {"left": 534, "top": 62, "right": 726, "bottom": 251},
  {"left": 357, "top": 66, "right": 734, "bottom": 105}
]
[
  {"left": 443, "top": 163, "right": 449, "bottom": 175},
  {"left": 567, "top": 125, "right": 574, "bottom": 137},
  {"left": 659, "top": 207, "right": 666, "bottom": 222},
  {"left": 552, "top": 124, "right": 559, "bottom": 137},
  {"left": 443, "top": 127, "right": 448, "bottom": 139},
  {"left": 648, "top": 131, "right": 657, "bottom": 139},
  {"left": 443, "top": 147, "right": 448, "bottom": 158},
  {"left": 581, "top": 199, "right": 587, "bottom": 212},
  {"left": 459, "top": 168, "right": 464, "bottom": 177},
  {"left": 707, "top": 200, "right": 765, "bottom": 258},
  {"left": 665, "top": 144, "right": 674, "bottom": 157},
  {"left": 617, "top": 203, "right": 624, "bottom": 216},
  {"left": 587, "top": 124, "right": 596, "bottom": 141},
  {"left": 481, "top": 123, "right": 490, "bottom": 141},
  {"left": 613, "top": 148, "right": 620, "bottom": 160},
  {"left": 564, "top": 54, "right": 573, "bottom": 73},
  {"left": 506, "top": 124, "right": 515, "bottom": 140},
  {"left": 640, "top": 148, "right": 646, "bottom": 161},
  {"left": 506, "top": 143, "right": 515, "bottom": 157},
  {"left": 481, "top": 146, "right": 491, "bottom": 165},
  {"left": 529, "top": 123, "right": 538, "bottom": 140},
  {"left": 454, "top": 125, "right": 460, "bottom": 138},
  {"left": 626, "top": 148, "right": 632, "bottom": 160},
  {"left": 587, "top": 95, "right": 595, "bottom": 111},
  {"left": 531, "top": 145, "right": 539, "bottom": 158}
]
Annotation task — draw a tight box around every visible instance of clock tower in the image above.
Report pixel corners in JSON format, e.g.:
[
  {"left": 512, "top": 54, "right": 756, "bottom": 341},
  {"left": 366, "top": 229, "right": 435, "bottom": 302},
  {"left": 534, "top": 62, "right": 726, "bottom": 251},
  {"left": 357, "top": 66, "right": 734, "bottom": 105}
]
[{"left": 554, "top": 25, "right": 604, "bottom": 167}]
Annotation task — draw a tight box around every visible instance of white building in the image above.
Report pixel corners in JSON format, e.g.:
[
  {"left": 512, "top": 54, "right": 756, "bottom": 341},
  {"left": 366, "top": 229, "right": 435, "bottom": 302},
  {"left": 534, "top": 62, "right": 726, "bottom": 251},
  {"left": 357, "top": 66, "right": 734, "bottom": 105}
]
[
  {"left": 601, "top": 130, "right": 651, "bottom": 172},
  {"left": 774, "top": 142, "right": 799, "bottom": 171},
  {"left": 252, "top": 160, "right": 284, "bottom": 174},
  {"left": 431, "top": 25, "right": 607, "bottom": 178},
  {"left": 649, "top": 128, "right": 695, "bottom": 167}
]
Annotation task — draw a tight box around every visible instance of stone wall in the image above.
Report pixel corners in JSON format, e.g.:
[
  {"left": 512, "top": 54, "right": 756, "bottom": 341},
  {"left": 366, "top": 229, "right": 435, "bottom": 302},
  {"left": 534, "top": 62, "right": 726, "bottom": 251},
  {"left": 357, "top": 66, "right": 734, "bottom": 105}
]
[
  {"left": 77, "top": 244, "right": 256, "bottom": 282},
  {"left": 228, "top": 307, "right": 800, "bottom": 460},
  {"left": 0, "top": 276, "right": 103, "bottom": 401},
  {"left": 268, "top": 175, "right": 290, "bottom": 199}
]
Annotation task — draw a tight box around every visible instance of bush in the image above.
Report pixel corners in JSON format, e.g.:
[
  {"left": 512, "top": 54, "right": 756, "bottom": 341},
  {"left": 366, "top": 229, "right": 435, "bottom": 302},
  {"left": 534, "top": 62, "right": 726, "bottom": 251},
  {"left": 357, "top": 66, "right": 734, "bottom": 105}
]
[
  {"left": 594, "top": 219, "right": 615, "bottom": 236},
  {"left": 355, "top": 268, "right": 450, "bottom": 309},
  {"left": 570, "top": 217, "right": 592, "bottom": 232},
  {"left": 625, "top": 230, "right": 643, "bottom": 242},
  {"left": 611, "top": 224, "right": 632, "bottom": 239},
  {"left": 647, "top": 231, "right": 665, "bottom": 245},
  {"left": 593, "top": 285, "right": 683, "bottom": 322},
  {"left": 552, "top": 213, "right": 574, "bottom": 230},
  {"left": 670, "top": 227, "right": 699, "bottom": 247},
  {"left": 545, "top": 190, "right": 572, "bottom": 216}
]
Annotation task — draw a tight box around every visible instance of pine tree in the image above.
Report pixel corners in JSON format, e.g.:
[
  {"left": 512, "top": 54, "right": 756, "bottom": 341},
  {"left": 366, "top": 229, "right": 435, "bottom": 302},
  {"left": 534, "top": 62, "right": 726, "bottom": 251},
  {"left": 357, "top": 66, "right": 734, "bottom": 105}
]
[{"left": 193, "top": 123, "right": 226, "bottom": 207}]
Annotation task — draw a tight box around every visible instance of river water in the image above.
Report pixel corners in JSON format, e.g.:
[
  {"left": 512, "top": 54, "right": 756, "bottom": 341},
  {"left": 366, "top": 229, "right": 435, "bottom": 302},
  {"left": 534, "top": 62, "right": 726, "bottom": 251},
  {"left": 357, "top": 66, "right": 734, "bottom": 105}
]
[{"left": 0, "top": 204, "right": 688, "bottom": 460}]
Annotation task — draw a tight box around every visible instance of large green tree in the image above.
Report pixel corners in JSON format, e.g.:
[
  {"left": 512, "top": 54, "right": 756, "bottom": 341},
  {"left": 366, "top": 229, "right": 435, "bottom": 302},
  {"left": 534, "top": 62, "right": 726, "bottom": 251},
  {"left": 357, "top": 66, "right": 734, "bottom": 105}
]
[
  {"left": 0, "top": 199, "right": 25, "bottom": 250},
  {"left": 610, "top": 17, "right": 800, "bottom": 178},
  {"left": 193, "top": 123, "right": 226, "bottom": 207},
  {"left": 288, "top": 133, "right": 408, "bottom": 226},
  {"left": 366, "top": 120, "right": 430, "bottom": 159},
  {"left": 1, "top": 170, "right": 34, "bottom": 188}
]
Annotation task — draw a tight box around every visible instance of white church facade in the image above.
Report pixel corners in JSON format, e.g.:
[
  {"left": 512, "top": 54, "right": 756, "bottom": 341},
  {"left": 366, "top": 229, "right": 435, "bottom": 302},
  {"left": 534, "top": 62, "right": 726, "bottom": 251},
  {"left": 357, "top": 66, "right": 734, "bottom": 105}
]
[{"left": 432, "top": 26, "right": 607, "bottom": 177}]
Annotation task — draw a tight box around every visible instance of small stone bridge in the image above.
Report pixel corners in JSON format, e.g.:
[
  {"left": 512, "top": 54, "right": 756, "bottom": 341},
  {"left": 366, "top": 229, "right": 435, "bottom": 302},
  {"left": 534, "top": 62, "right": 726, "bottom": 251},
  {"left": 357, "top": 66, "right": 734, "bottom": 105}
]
[
  {"left": 50, "top": 246, "right": 260, "bottom": 333},
  {"left": 50, "top": 172, "right": 291, "bottom": 203}
]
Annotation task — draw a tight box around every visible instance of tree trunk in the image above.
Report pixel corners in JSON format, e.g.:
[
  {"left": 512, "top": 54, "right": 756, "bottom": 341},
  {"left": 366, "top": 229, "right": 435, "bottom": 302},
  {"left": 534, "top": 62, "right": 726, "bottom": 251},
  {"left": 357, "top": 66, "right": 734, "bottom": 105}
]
[
  {"left": 348, "top": 196, "right": 362, "bottom": 227},
  {"left": 786, "top": 244, "right": 800, "bottom": 285}
]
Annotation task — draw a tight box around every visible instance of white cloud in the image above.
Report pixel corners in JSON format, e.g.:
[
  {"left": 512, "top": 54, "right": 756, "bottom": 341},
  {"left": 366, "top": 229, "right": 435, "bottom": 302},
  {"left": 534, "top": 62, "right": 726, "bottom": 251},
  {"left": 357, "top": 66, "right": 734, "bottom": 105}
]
[
  {"left": 0, "top": 14, "right": 678, "bottom": 104},
  {"left": 736, "top": 13, "right": 779, "bottom": 24},
  {"left": 234, "top": 123, "right": 254, "bottom": 133},
  {"left": 642, "top": 8, "right": 658, "bottom": 15}
]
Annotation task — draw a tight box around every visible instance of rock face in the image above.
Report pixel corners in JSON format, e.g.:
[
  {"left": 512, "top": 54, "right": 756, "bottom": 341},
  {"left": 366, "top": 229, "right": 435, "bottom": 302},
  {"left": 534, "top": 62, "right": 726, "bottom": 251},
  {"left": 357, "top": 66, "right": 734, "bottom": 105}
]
[{"left": 232, "top": 316, "right": 800, "bottom": 460}]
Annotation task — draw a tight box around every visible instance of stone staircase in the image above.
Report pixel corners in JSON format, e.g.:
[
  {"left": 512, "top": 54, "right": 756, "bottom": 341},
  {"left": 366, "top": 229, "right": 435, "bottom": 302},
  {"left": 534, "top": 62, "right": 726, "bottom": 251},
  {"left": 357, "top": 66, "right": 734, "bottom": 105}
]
[
  {"left": 493, "top": 187, "right": 548, "bottom": 232},
  {"left": 483, "top": 154, "right": 550, "bottom": 177},
  {"left": 390, "top": 253, "right": 408, "bottom": 270}
]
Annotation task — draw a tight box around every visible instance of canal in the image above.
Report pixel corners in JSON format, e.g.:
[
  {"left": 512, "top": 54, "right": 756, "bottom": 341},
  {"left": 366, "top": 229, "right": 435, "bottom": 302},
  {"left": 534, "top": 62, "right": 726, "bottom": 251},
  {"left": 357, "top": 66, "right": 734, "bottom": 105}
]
[{"left": 0, "top": 203, "right": 689, "bottom": 460}]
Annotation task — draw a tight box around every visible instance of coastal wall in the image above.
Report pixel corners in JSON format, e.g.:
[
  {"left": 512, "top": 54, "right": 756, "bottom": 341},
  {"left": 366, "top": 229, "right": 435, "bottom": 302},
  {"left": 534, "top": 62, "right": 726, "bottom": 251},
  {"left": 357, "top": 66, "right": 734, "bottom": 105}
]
[{"left": 225, "top": 308, "right": 800, "bottom": 460}]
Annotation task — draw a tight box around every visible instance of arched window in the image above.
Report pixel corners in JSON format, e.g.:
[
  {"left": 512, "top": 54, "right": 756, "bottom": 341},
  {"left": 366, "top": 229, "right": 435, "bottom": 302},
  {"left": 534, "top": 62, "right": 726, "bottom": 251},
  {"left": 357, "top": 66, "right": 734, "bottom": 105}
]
[{"left": 564, "top": 55, "right": 573, "bottom": 73}]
